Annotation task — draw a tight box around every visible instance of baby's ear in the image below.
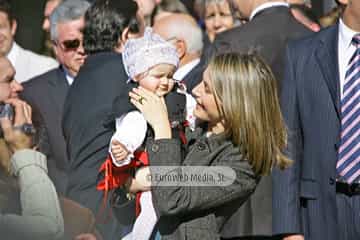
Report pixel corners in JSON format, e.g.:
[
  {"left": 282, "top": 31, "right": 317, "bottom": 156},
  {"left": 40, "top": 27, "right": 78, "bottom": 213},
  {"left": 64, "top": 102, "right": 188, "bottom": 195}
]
[{"left": 133, "top": 71, "right": 147, "bottom": 82}]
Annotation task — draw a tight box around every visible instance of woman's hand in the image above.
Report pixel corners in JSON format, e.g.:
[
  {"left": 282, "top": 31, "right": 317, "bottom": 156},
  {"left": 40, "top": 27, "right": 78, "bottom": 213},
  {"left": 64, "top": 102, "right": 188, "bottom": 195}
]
[
  {"left": 0, "top": 98, "right": 34, "bottom": 153},
  {"left": 75, "top": 233, "right": 97, "bottom": 240},
  {"left": 127, "top": 167, "right": 151, "bottom": 193},
  {"left": 129, "top": 87, "right": 171, "bottom": 140},
  {"left": 283, "top": 235, "right": 304, "bottom": 240}
]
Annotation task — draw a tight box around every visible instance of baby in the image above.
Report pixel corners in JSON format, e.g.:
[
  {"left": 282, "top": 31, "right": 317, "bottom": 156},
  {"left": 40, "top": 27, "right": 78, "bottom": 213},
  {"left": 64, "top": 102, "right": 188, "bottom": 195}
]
[{"left": 109, "top": 28, "right": 185, "bottom": 240}]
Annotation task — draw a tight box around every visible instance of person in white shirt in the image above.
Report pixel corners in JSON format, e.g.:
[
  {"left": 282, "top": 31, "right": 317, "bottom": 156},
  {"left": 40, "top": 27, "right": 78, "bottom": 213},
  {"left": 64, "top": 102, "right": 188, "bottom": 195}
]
[
  {"left": 0, "top": 0, "right": 58, "bottom": 83},
  {"left": 0, "top": 56, "right": 64, "bottom": 240}
]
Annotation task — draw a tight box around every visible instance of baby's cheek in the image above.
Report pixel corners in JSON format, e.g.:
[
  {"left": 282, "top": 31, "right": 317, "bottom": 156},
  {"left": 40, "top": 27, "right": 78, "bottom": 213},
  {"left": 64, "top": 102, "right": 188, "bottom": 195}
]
[{"left": 145, "top": 82, "right": 159, "bottom": 93}]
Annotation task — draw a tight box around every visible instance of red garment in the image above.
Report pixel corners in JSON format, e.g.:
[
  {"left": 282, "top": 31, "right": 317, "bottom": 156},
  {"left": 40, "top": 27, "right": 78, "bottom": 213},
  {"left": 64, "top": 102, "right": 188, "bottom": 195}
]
[
  {"left": 97, "top": 121, "right": 187, "bottom": 220},
  {"left": 97, "top": 150, "right": 149, "bottom": 218}
]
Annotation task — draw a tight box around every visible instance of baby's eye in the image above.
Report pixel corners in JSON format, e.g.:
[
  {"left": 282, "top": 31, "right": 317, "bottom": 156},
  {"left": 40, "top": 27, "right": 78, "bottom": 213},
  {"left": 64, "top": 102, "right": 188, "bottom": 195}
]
[
  {"left": 152, "top": 74, "right": 163, "bottom": 78},
  {"left": 205, "top": 13, "right": 215, "bottom": 19}
]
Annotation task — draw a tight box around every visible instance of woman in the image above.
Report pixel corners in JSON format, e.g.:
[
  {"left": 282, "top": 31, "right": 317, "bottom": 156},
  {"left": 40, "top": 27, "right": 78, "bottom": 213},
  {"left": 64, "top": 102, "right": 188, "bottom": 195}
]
[
  {"left": 0, "top": 98, "right": 64, "bottom": 240},
  {"left": 200, "top": 0, "right": 237, "bottom": 42},
  {"left": 0, "top": 99, "right": 100, "bottom": 240},
  {"left": 129, "top": 53, "right": 291, "bottom": 239}
]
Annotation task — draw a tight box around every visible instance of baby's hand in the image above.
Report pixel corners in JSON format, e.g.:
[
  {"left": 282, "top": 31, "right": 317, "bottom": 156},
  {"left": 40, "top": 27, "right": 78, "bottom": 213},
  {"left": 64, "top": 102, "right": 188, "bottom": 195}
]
[{"left": 111, "top": 140, "right": 130, "bottom": 164}]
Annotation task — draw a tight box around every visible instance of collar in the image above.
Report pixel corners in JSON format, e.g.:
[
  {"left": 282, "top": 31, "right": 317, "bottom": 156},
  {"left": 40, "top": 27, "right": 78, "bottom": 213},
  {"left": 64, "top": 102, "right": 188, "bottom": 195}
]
[
  {"left": 249, "top": 2, "right": 289, "bottom": 20},
  {"left": 62, "top": 66, "right": 74, "bottom": 85},
  {"left": 6, "top": 41, "right": 18, "bottom": 67},
  {"left": 339, "top": 18, "right": 359, "bottom": 50},
  {"left": 173, "top": 58, "right": 200, "bottom": 81}
]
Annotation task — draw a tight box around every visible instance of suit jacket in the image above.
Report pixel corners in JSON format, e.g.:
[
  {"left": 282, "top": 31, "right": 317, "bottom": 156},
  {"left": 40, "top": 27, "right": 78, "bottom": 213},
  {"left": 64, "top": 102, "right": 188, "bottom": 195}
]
[
  {"left": 212, "top": 6, "right": 312, "bottom": 237},
  {"left": 20, "top": 67, "right": 69, "bottom": 194},
  {"left": 9, "top": 42, "right": 58, "bottom": 83},
  {"left": 62, "top": 52, "right": 135, "bottom": 240},
  {"left": 272, "top": 24, "right": 342, "bottom": 240},
  {"left": 147, "top": 128, "right": 258, "bottom": 240},
  {"left": 214, "top": 6, "right": 310, "bottom": 87}
]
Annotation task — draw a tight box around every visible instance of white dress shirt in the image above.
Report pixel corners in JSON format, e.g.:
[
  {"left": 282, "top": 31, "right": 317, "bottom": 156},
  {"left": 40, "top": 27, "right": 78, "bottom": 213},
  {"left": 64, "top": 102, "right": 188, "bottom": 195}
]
[
  {"left": 249, "top": 1, "right": 289, "bottom": 20},
  {"left": 63, "top": 68, "right": 75, "bottom": 86},
  {"left": 7, "top": 42, "right": 18, "bottom": 65},
  {"left": 338, "top": 19, "right": 360, "bottom": 96},
  {"left": 173, "top": 58, "right": 200, "bottom": 81},
  {"left": 7, "top": 42, "right": 58, "bottom": 83}
]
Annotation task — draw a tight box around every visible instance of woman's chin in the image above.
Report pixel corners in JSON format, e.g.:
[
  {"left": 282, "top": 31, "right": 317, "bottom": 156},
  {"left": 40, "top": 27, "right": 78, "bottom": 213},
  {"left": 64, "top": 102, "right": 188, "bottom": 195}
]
[
  {"left": 193, "top": 107, "right": 208, "bottom": 122},
  {"left": 156, "top": 90, "right": 170, "bottom": 97}
]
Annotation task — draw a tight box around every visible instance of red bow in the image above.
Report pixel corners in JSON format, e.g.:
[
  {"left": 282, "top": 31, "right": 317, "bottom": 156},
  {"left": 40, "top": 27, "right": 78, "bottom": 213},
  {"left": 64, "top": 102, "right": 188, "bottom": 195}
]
[{"left": 96, "top": 150, "right": 149, "bottom": 221}]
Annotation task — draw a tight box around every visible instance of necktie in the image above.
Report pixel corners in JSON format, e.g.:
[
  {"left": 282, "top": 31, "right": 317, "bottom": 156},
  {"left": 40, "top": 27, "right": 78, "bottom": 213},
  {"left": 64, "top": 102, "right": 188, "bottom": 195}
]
[{"left": 336, "top": 34, "right": 360, "bottom": 184}]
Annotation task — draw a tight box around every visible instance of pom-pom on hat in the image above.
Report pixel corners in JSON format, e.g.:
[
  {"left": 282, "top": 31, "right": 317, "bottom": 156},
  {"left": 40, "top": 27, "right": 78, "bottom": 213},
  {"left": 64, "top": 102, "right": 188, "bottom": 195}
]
[{"left": 122, "top": 27, "right": 179, "bottom": 80}]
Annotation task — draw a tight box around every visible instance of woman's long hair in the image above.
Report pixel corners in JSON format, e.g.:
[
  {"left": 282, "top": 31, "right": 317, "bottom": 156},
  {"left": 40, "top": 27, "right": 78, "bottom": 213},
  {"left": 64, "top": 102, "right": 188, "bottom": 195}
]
[{"left": 208, "top": 53, "right": 291, "bottom": 175}]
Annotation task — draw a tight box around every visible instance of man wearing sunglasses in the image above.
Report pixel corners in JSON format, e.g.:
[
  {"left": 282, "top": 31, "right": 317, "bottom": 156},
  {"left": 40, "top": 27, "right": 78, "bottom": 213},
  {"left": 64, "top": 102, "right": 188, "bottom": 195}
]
[{"left": 20, "top": 0, "right": 91, "bottom": 195}]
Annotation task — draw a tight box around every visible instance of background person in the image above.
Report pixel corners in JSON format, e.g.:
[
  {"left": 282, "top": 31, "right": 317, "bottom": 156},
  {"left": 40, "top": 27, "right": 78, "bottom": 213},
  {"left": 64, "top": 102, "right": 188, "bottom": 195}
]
[
  {"left": 273, "top": 0, "right": 360, "bottom": 239},
  {"left": 21, "top": 0, "right": 90, "bottom": 195},
  {"left": 0, "top": 56, "right": 64, "bottom": 240},
  {"left": 201, "top": 0, "right": 237, "bottom": 42},
  {"left": 0, "top": 0, "right": 58, "bottom": 83}
]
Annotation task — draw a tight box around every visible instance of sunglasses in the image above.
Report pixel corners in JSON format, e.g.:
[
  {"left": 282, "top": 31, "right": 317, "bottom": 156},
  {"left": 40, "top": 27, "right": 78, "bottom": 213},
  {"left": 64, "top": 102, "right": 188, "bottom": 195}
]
[{"left": 54, "top": 39, "right": 82, "bottom": 51}]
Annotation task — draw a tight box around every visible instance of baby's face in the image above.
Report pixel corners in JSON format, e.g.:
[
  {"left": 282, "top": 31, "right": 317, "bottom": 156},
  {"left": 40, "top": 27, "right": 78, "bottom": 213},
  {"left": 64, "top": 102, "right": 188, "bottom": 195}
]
[{"left": 136, "top": 64, "right": 176, "bottom": 97}]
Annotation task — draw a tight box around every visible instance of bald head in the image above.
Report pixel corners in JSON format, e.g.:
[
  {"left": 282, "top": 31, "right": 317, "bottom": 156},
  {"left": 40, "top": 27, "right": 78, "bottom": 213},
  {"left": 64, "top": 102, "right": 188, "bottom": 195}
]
[{"left": 153, "top": 13, "right": 203, "bottom": 57}]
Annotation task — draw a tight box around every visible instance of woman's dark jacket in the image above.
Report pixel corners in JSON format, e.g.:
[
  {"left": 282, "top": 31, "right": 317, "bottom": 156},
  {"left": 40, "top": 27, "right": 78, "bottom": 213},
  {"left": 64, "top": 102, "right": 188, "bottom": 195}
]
[{"left": 147, "top": 128, "right": 258, "bottom": 240}]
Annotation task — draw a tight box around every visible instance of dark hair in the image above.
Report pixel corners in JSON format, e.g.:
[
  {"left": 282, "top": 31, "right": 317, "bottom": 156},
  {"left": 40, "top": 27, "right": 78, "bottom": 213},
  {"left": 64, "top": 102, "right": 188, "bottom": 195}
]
[
  {"left": 83, "top": 0, "right": 140, "bottom": 54},
  {"left": 31, "top": 106, "right": 51, "bottom": 156},
  {"left": 290, "top": 4, "right": 320, "bottom": 25},
  {"left": 151, "top": 0, "right": 189, "bottom": 25},
  {"left": 0, "top": 0, "right": 14, "bottom": 22}
]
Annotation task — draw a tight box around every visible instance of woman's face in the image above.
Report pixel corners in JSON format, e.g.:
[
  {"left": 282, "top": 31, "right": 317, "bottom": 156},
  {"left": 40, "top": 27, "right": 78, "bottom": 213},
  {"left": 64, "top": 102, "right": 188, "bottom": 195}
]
[
  {"left": 135, "top": 64, "right": 175, "bottom": 97},
  {"left": 205, "top": 0, "right": 234, "bottom": 42},
  {"left": 192, "top": 68, "right": 222, "bottom": 124}
]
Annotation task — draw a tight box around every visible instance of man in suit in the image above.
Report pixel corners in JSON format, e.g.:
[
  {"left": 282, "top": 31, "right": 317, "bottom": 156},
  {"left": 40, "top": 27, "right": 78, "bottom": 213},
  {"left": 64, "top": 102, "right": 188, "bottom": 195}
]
[
  {"left": 273, "top": 0, "right": 360, "bottom": 239},
  {"left": 212, "top": 0, "right": 311, "bottom": 238},
  {"left": 153, "top": 13, "right": 203, "bottom": 129},
  {"left": 62, "top": 0, "right": 144, "bottom": 239},
  {"left": 20, "top": 0, "right": 90, "bottom": 194},
  {"left": 0, "top": 0, "right": 58, "bottom": 83}
]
